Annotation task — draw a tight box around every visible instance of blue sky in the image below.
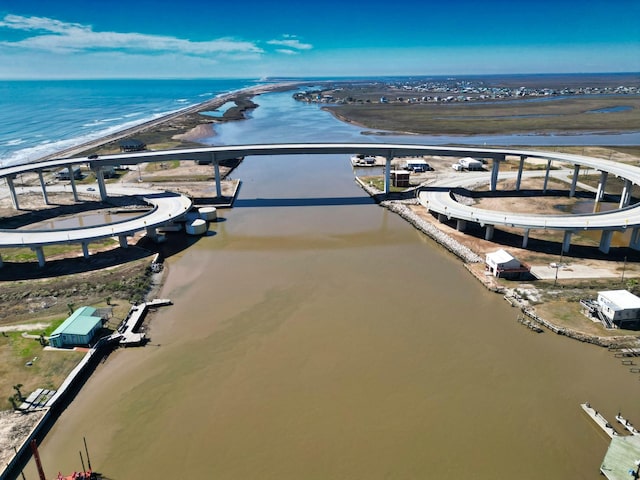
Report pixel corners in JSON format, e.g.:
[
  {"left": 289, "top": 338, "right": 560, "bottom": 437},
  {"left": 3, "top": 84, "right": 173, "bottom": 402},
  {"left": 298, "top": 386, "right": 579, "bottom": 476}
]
[{"left": 0, "top": 0, "right": 638, "bottom": 79}]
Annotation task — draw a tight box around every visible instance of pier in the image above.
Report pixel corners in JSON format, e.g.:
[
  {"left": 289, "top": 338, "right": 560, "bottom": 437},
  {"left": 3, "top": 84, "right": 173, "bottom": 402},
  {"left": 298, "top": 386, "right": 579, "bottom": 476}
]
[
  {"left": 112, "top": 299, "right": 172, "bottom": 346},
  {"left": 616, "top": 414, "right": 640, "bottom": 436},
  {"left": 581, "top": 403, "right": 640, "bottom": 480},
  {"left": 580, "top": 403, "right": 619, "bottom": 439}
]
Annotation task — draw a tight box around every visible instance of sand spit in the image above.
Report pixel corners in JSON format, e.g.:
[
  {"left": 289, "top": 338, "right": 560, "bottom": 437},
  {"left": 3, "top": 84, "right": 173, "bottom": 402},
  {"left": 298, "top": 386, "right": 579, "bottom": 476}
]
[{"left": 36, "top": 82, "right": 305, "bottom": 162}]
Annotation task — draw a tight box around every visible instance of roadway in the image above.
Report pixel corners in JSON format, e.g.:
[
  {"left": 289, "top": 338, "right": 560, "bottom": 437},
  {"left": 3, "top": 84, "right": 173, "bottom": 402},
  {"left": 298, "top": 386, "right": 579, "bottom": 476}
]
[{"left": 1, "top": 143, "right": 639, "bottom": 263}]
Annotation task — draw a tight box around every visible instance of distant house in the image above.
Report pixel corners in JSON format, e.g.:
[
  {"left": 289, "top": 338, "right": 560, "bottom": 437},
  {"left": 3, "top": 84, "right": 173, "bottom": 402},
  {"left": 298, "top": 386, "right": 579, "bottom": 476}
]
[
  {"left": 119, "top": 138, "right": 146, "bottom": 153},
  {"left": 48, "top": 307, "right": 105, "bottom": 348},
  {"left": 597, "top": 290, "right": 640, "bottom": 329},
  {"left": 485, "top": 249, "right": 529, "bottom": 279},
  {"left": 55, "top": 166, "right": 82, "bottom": 180}
]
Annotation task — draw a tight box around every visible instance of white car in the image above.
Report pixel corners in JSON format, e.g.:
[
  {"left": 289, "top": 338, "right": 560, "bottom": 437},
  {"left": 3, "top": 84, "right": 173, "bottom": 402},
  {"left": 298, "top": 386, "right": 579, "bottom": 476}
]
[{"left": 452, "top": 163, "right": 463, "bottom": 171}]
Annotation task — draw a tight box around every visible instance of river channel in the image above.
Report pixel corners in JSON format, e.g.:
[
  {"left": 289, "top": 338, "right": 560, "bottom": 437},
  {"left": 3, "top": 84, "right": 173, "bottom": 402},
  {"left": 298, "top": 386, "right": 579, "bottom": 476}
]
[{"left": 25, "top": 89, "right": 640, "bottom": 479}]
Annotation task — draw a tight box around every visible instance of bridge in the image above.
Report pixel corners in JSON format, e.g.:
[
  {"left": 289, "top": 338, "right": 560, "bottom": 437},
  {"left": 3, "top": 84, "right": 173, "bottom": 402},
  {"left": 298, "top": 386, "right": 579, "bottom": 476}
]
[{"left": 0, "top": 143, "right": 639, "bottom": 267}]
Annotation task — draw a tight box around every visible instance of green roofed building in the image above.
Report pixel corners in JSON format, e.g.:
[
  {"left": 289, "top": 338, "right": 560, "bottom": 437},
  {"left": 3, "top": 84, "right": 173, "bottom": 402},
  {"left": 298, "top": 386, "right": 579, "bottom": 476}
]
[{"left": 49, "top": 306, "right": 104, "bottom": 348}]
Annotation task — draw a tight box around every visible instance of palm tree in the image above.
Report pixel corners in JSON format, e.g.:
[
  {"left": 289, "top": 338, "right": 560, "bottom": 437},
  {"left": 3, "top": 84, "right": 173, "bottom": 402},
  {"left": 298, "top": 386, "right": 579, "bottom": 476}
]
[{"left": 13, "top": 384, "right": 24, "bottom": 401}]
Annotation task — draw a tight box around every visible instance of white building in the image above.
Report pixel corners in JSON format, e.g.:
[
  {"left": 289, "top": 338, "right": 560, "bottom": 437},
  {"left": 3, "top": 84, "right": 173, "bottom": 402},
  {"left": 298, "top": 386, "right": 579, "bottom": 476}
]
[
  {"left": 458, "top": 157, "right": 484, "bottom": 171},
  {"left": 597, "top": 290, "right": 640, "bottom": 329},
  {"left": 485, "top": 249, "right": 527, "bottom": 278}
]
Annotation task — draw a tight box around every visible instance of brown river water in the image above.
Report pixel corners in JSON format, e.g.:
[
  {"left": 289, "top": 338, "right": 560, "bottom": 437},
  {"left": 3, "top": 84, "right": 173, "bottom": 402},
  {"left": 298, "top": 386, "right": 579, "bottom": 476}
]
[{"left": 25, "top": 153, "right": 640, "bottom": 479}]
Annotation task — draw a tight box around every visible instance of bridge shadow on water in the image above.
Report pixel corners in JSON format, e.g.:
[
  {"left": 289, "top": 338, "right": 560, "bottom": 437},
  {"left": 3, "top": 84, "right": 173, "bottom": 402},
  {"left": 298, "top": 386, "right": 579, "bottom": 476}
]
[{"left": 233, "top": 196, "right": 375, "bottom": 208}]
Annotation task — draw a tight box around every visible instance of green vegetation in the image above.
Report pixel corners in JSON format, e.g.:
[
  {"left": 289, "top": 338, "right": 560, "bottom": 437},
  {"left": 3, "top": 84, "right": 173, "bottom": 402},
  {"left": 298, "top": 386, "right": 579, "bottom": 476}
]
[
  {"left": 361, "top": 176, "right": 407, "bottom": 193},
  {"left": 0, "top": 238, "right": 117, "bottom": 263},
  {"left": 327, "top": 96, "right": 640, "bottom": 135},
  {"left": 144, "top": 160, "right": 181, "bottom": 172},
  {"left": 0, "top": 329, "right": 85, "bottom": 409}
]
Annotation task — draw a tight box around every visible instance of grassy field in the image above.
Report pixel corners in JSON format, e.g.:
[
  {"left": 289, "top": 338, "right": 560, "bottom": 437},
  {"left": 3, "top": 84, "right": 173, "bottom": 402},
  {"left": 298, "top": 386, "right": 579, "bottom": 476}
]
[{"left": 326, "top": 96, "right": 640, "bottom": 135}]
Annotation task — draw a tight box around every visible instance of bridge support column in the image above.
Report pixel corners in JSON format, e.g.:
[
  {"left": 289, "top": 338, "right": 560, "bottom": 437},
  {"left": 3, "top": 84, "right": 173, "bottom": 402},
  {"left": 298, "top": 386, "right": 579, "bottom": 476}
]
[
  {"left": 485, "top": 225, "right": 494, "bottom": 240},
  {"left": 6, "top": 176, "right": 19, "bottom": 210},
  {"left": 384, "top": 155, "right": 392, "bottom": 195},
  {"left": 212, "top": 154, "right": 222, "bottom": 198},
  {"left": 596, "top": 171, "right": 608, "bottom": 201},
  {"left": 570, "top": 164, "right": 580, "bottom": 197},
  {"left": 562, "top": 230, "right": 573, "bottom": 254},
  {"left": 490, "top": 156, "right": 502, "bottom": 192},
  {"left": 437, "top": 213, "right": 447, "bottom": 223},
  {"left": 619, "top": 179, "right": 632, "bottom": 208},
  {"left": 68, "top": 166, "right": 79, "bottom": 202},
  {"left": 94, "top": 167, "right": 108, "bottom": 201},
  {"left": 456, "top": 219, "right": 466, "bottom": 232},
  {"left": 522, "top": 229, "right": 530, "bottom": 248},
  {"left": 599, "top": 230, "right": 614, "bottom": 254},
  {"left": 81, "top": 242, "right": 90, "bottom": 259},
  {"left": 37, "top": 170, "right": 49, "bottom": 205},
  {"left": 543, "top": 159, "right": 552, "bottom": 194},
  {"left": 119, "top": 235, "right": 128, "bottom": 249},
  {"left": 146, "top": 226, "right": 158, "bottom": 242},
  {"left": 629, "top": 227, "right": 640, "bottom": 250},
  {"left": 515, "top": 155, "right": 526, "bottom": 191},
  {"left": 33, "top": 247, "right": 46, "bottom": 267}
]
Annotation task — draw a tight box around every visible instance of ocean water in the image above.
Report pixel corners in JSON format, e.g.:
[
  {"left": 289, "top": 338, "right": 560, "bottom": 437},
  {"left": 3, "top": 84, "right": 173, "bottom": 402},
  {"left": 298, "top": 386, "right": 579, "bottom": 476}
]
[
  {"left": 1, "top": 77, "right": 639, "bottom": 170},
  {"left": 0, "top": 79, "right": 260, "bottom": 167}
]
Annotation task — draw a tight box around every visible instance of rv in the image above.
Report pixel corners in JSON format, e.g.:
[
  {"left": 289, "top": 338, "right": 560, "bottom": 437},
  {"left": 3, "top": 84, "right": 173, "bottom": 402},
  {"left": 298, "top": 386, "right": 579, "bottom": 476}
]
[{"left": 402, "top": 159, "right": 432, "bottom": 173}]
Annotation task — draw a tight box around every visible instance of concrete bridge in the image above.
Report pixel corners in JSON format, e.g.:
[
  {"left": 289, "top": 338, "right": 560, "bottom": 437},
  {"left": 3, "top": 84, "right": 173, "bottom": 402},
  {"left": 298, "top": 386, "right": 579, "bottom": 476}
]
[{"left": 0, "top": 143, "right": 638, "bottom": 266}]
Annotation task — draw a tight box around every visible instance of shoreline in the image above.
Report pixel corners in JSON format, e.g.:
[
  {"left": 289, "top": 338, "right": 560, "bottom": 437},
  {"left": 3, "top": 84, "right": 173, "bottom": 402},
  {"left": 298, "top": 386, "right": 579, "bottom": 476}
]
[
  {"left": 36, "top": 81, "right": 306, "bottom": 161},
  {"left": 2, "top": 81, "right": 640, "bottom": 476},
  {"left": 355, "top": 178, "right": 640, "bottom": 349}
]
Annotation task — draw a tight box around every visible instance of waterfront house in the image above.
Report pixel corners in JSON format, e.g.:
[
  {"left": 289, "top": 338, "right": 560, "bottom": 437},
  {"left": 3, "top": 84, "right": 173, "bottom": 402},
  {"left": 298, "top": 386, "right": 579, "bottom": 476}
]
[
  {"left": 597, "top": 290, "right": 640, "bottom": 329},
  {"left": 485, "top": 249, "right": 529, "bottom": 279},
  {"left": 48, "top": 307, "right": 105, "bottom": 348}
]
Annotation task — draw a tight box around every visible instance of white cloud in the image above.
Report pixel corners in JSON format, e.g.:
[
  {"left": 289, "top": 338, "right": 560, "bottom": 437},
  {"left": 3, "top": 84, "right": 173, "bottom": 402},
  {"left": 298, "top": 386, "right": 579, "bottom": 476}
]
[
  {"left": 0, "top": 14, "right": 263, "bottom": 56},
  {"left": 267, "top": 37, "right": 313, "bottom": 51},
  {"left": 276, "top": 49, "right": 299, "bottom": 55}
]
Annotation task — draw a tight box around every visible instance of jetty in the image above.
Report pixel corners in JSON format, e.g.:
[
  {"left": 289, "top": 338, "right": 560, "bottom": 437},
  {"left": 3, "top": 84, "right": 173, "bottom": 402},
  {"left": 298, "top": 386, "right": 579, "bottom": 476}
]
[{"left": 112, "top": 299, "right": 172, "bottom": 346}]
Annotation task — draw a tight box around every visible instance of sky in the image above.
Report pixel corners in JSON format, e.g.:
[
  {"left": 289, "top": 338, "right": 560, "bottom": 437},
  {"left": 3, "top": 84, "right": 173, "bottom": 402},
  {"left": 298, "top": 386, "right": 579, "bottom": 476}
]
[{"left": 0, "top": 0, "right": 638, "bottom": 79}]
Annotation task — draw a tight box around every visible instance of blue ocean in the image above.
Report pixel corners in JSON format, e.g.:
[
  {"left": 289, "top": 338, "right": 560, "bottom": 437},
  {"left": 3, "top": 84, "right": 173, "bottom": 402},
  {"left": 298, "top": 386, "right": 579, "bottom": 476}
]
[
  {"left": 0, "top": 79, "right": 260, "bottom": 167},
  {"left": 1, "top": 76, "right": 639, "bottom": 169}
]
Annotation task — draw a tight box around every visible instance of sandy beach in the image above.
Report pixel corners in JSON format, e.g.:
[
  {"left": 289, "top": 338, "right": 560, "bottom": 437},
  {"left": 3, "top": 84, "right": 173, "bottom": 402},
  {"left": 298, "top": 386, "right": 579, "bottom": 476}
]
[{"left": 37, "top": 81, "right": 305, "bottom": 161}]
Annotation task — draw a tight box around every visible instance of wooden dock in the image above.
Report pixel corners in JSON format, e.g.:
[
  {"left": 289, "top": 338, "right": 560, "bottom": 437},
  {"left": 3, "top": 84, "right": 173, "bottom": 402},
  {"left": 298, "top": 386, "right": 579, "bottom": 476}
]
[
  {"left": 581, "top": 403, "right": 619, "bottom": 439},
  {"left": 614, "top": 348, "right": 640, "bottom": 358},
  {"left": 113, "top": 298, "right": 172, "bottom": 346},
  {"left": 516, "top": 315, "right": 544, "bottom": 333},
  {"left": 616, "top": 413, "right": 640, "bottom": 436}
]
